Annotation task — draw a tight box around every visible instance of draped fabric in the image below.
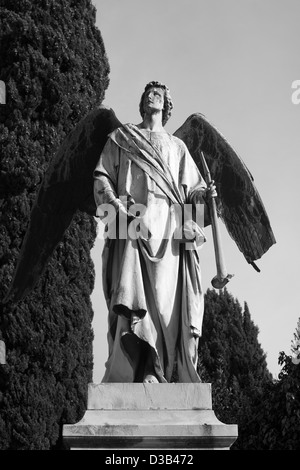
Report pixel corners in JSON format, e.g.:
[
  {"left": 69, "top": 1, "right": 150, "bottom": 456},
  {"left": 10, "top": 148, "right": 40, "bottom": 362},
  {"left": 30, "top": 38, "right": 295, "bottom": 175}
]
[{"left": 93, "top": 124, "right": 207, "bottom": 382}]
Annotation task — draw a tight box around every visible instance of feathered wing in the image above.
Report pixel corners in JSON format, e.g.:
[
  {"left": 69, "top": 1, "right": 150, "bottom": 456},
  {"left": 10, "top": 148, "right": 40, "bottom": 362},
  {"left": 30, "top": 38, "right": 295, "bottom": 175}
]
[
  {"left": 174, "top": 113, "right": 276, "bottom": 269},
  {"left": 4, "top": 106, "right": 122, "bottom": 303}
]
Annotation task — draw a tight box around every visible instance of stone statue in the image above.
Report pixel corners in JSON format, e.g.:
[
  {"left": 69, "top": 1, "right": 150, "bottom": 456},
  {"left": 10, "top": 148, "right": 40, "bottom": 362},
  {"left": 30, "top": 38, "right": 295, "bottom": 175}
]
[
  {"left": 93, "top": 82, "right": 216, "bottom": 383},
  {"left": 4, "top": 82, "right": 276, "bottom": 384}
]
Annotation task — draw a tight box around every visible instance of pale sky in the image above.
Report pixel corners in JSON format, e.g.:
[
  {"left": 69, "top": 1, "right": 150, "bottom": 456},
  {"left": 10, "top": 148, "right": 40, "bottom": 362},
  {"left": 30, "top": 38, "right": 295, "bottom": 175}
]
[{"left": 90, "top": 0, "right": 300, "bottom": 381}]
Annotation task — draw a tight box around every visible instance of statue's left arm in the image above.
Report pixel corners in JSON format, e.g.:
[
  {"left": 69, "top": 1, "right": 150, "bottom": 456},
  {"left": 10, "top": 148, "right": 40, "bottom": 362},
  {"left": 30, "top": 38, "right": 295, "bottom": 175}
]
[{"left": 177, "top": 139, "right": 212, "bottom": 227}]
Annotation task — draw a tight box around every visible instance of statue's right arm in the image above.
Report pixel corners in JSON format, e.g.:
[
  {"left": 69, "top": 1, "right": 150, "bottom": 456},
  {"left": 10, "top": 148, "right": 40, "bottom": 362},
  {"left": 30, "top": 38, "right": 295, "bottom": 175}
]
[{"left": 93, "top": 138, "right": 128, "bottom": 219}]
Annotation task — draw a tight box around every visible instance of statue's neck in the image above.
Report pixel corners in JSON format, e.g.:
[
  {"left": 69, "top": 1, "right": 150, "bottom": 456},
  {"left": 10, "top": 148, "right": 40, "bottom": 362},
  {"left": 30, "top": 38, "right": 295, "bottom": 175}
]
[{"left": 138, "top": 111, "right": 165, "bottom": 132}]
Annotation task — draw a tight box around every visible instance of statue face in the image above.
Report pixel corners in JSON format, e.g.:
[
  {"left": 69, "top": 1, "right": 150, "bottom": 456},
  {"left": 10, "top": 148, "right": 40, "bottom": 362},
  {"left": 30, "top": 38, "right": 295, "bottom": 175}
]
[{"left": 143, "top": 87, "right": 165, "bottom": 114}]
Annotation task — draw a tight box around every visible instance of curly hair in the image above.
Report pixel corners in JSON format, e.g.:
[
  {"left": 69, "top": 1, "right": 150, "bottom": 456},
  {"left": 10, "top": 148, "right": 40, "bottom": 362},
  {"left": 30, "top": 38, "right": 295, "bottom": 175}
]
[{"left": 139, "top": 81, "right": 173, "bottom": 126}]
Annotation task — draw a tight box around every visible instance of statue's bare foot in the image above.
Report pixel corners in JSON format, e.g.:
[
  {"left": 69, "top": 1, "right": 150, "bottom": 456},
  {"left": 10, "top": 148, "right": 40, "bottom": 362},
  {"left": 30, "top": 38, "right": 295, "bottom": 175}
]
[
  {"left": 143, "top": 373, "right": 159, "bottom": 383},
  {"left": 142, "top": 349, "right": 159, "bottom": 383}
]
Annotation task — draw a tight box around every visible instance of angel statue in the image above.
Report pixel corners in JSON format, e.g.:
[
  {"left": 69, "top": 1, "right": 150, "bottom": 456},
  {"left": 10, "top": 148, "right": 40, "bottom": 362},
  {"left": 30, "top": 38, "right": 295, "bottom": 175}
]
[{"left": 4, "top": 81, "right": 276, "bottom": 384}]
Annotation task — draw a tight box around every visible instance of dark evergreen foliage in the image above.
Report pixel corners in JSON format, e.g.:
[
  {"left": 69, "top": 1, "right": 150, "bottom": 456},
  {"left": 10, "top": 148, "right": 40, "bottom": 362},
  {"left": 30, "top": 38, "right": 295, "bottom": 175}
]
[
  {"left": 0, "top": 0, "right": 109, "bottom": 449},
  {"left": 198, "top": 288, "right": 273, "bottom": 449},
  {"left": 237, "top": 323, "right": 300, "bottom": 450}
]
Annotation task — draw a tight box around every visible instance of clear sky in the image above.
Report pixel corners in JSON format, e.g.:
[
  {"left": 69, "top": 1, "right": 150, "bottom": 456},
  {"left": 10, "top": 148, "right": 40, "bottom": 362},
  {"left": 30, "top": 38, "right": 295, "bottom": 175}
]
[{"left": 90, "top": 0, "right": 300, "bottom": 382}]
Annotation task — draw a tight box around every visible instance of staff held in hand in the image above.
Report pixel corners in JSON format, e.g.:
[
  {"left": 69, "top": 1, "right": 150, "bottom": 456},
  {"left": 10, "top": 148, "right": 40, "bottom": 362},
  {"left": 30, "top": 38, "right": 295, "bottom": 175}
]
[{"left": 201, "top": 151, "right": 234, "bottom": 289}]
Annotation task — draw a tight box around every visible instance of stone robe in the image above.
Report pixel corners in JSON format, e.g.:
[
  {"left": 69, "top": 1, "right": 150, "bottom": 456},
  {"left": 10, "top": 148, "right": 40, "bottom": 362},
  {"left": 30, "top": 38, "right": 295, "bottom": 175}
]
[{"left": 93, "top": 124, "right": 207, "bottom": 383}]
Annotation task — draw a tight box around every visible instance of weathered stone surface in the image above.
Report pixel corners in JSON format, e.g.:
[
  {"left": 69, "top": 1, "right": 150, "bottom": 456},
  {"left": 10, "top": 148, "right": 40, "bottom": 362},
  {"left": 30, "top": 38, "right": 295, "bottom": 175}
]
[
  {"left": 63, "top": 383, "right": 238, "bottom": 450},
  {"left": 87, "top": 382, "right": 212, "bottom": 410}
]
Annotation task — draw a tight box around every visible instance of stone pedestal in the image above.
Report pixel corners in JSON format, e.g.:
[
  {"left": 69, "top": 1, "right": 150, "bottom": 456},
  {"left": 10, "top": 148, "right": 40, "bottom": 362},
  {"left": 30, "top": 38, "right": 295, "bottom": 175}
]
[{"left": 63, "top": 383, "right": 238, "bottom": 450}]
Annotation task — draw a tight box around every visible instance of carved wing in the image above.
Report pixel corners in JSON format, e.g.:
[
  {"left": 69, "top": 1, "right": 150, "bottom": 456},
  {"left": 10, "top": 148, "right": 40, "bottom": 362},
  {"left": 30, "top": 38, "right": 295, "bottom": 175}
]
[
  {"left": 4, "top": 106, "right": 122, "bottom": 303},
  {"left": 174, "top": 113, "right": 276, "bottom": 269}
]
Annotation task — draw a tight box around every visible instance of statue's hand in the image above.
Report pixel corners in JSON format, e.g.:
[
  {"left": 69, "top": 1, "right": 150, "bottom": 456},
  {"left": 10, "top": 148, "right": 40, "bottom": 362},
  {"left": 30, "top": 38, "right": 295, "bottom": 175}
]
[{"left": 206, "top": 180, "right": 217, "bottom": 199}]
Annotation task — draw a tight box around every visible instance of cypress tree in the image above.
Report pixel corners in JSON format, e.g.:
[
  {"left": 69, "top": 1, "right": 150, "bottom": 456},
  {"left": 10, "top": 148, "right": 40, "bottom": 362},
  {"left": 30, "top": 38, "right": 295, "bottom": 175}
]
[
  {"left": 0, "top": 0, "right": 109, "bottom": 449},
  {"left": 198, "top": 288, "right": 272, "bottom": 449},
  {"left": 240, "top": 319, "right": 300, "bottom": 450}
]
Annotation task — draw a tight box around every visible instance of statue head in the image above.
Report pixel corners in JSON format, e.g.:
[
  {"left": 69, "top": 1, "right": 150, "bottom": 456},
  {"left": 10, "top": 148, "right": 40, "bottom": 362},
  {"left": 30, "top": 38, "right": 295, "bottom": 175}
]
[{"left": 139, "top": 81, "right": 173, "bottom": 126}]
